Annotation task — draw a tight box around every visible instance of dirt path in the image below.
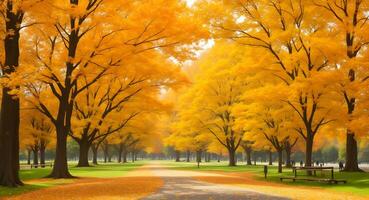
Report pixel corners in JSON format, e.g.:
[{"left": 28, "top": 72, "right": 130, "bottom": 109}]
[
  {"left": 5, "top": 166, "right": 163, "bottom": 200},
  {"left": 7, "top": 163, "right": 363, "bottom": 200},
  {"left": 142, "top": 164, "right": 287, "bottom": 200}
]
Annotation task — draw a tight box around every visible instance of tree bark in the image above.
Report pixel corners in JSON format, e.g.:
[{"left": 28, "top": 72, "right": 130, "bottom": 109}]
[
  {"left": 40, "top": 141, "right": 46, "bottom": 168},
  {"left": 285, "top": 147, "right": 292, "bottom": 168},
  {"left": 305, "top": 137, "right": 313, "bottom": 168},
  {"left": 277, "top": 150, "right": 283, "bottom": 173},
  {"left": 27, "top": 149, "right": 31, "bottom": 165},
  {"left": 91, "top": 144, "right": 98, "bottom": 165},
  {"left": 77, "top": 140, "right": 90, "bottom": 167},
  {"left": 228, "top": 148, "right": 236, "bottom": 166},
  {"left": 0, "top": 2, "right": 24, "bottom": 187},
  {"left": 48, "top": 129, "right": 73, "bottom": 178},
  {"left": 32, "top": 149, "right": 39, "bottom": 168},
  {"left": 344, "top": 132, "right": 362, "bottom": 171},
  {"left": 245, "top": 148, "right": 252, "bottom": 165},
  {"left": 131, "top": 151, "right": 135, "bottom": 163}
]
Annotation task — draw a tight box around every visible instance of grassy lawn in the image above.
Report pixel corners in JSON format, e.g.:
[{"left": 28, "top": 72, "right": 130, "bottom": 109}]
[
  {"left": 0, "top": 161, "right": 144, "bottom": 197},
  {"left": 162, "top": 161, "right": 369, "bottom": 196}
]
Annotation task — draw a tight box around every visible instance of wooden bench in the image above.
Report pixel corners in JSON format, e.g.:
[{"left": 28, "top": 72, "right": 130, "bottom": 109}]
[
  {"left": 30, "top": 163, "right": 53, "bottom": 169},
  {"left": 280, "top": 166, "right": 347, "bottom": 184},
  {"left": 280, "top": 177, "right": 347, "bottom": 184}
]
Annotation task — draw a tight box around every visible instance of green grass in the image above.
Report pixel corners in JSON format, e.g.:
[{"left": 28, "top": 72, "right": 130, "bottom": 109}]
[
  {"left": 0, "top": 161, "right": 144, "bottom": 197},
  {"left": 161, "top": 161, "right": 369, "bottom": 196}
]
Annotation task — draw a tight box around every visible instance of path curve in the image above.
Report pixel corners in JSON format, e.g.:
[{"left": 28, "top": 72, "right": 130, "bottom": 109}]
[{"left": 142, "top": 164, "right": 288, "bottom": 200}]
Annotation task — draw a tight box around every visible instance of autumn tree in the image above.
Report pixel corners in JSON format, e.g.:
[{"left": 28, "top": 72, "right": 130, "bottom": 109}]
[
  {"left": 23, "top": 0, "right": 207, "bottom": 178},
  {"left": 0, "top": 0, "right": 49, "bottom": 186},
  {"left": 205, "top": 0, "right": 338, "bottom": 168},
  {"left": 313, "top": 0, "right": 369, "bottom": 172},
  {"left": 21, "top": 107, "right": 54, "bottom": 168}
]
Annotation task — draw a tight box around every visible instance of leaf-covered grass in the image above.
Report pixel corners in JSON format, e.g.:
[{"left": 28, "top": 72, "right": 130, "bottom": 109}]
[
  {"left": 0, "top": 162, "right": 144, "bottom": 197},
  {"left": 162, "top": 161, "right": 369, "bottom": 196}
]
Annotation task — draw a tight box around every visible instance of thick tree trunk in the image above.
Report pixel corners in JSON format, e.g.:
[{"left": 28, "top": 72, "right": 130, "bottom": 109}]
[
  {"left": 228, "top": 148, "right": 236, "bottom": 166},
  {"left": 186, "top": 150, "right": 190, "bottom": 162},
  {"left": 32, "top": 149, "right": 39, "bottom": 168},
  {"left": 77, "top": 140, "right": 90, "bottom": 167},
  {"left": 91, "top": 144, "right": 98, "bottom": 165},
  {"left": 305, "top": 137, "right": 313, "bottom": 168},
  {"left": 277, "top": 150, "right": 283, "bottom": 173},
  {"left": 344, "top": 132, "right": 362, "bottom": 171},
  {"left": 268, "top": 150, "right": 273, "bottom": 165},
  {"left": 48, "top": 129, "right": 73, "bottom": 178},
  {"left": 0, "top": 3, "right": 23, "bottom": 187},
  {"left": 175, "top": 150, "right": 180, "bottom": 162}
]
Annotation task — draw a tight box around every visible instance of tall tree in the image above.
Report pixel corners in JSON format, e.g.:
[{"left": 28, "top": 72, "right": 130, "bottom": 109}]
[
  {"left": 24, "top": 0, "right": 207, "bottom": 178},
  {"left": 314, "top": 0, "right": 369, "bottom": 172},
  {"left": 207, "top": 0, "right": 336, "bottom": 167}
]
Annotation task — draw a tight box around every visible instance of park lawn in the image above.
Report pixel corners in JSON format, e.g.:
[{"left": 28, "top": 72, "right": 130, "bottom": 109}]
[
  {"left": 163, "top": 161, "right": 369, "bottom": 197},
  {"left": 0, "top": 162, "right": 144, "bottom": 197}
]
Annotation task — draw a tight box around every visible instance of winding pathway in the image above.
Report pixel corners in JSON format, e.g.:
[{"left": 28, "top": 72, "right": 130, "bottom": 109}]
[{"left": 142, "top": 164, "right": 288, "bottom": 200}]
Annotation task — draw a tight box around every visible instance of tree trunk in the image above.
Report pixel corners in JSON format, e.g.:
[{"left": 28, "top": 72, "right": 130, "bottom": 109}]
[
  {"left": 40, "top": 142, "right": 46, "bottom": 168},
  {"left": 131, "top": 151, "right": 135, "bottom": 163},
  {"left": 285, "top": 147, "right": 292, "bottom": 168},
  {"left": 246, "top": 149, "right": 252, "bottom": 165},
  {"left": 33, "top": 149, "right": 39, "bottom": 168},
  {"left": 103, "top": 150, "right": 107, "bottom": 163},
  {"left": 278, "top": 150, "right": 283, "bottom": 173},
  {"left": 186, "top": 150, "right": 190, "bottom": 162},
  {"left": 268, "top": 150, "right": 273, "bottom": 165},
  {"left": 117, "top": 143, "right": 123, "bottom": 163},
  {"left": 0, "top": 2, "right": 23, "bottom": 187},
  {"left": 103, "top": 144, "right": 109, "bottom": 163},
  {"left": 123, "top": 149, "right": 127, "bottom": 163},
  {"left": 77, "top": 140, "right": 90, "bottom": 167},
  {"left": 196, "top": 150, "right": 202, "bottom": 163},
  {"left": 91, "top": 144, "right": 98, "bottom": 165},
  {"left": 228, "top": 148, "right": 236, "bottom": 166},
  {"left": 344, "top": 132, "right": 362, "bottom": 171},
  {"left": 305, "top": 137, "right": 313, "bottom": 168},
  {"left": 27, "top": 149, "right": 31, "bottom": 165},
  {"left": 175, "top": 150, "right": 180, "bottom": 162},
  {"left": 48, "top": 128, "right": 73, "bottom": 178}
]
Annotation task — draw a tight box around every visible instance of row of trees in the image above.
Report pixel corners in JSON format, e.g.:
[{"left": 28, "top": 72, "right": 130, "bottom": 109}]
[
  {"left": 166, "top": 0, "right": 369, "bottom": 173},
  {"left": 0, "top": 0, "right": 207, "bottom": 187}
]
